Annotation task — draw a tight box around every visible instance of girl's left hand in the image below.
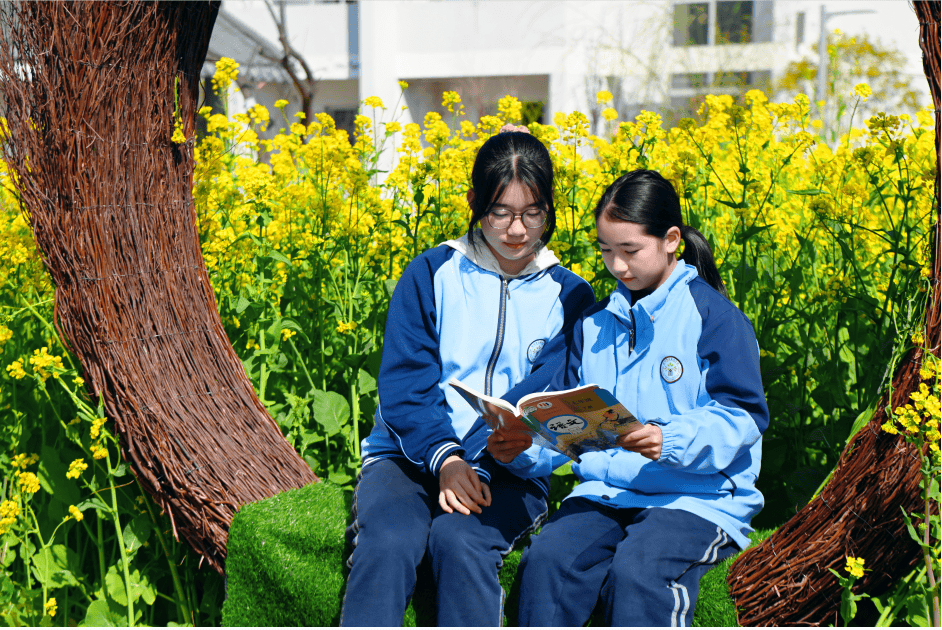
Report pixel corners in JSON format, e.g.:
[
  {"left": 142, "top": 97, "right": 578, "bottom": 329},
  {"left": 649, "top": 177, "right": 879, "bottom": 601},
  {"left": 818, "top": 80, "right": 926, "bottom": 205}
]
[
  {"left": 616, "top": 424, "right": 662, "bottom": 460},
  {"left": 487, "top": 428, "right": 532, "bottom": 463}
]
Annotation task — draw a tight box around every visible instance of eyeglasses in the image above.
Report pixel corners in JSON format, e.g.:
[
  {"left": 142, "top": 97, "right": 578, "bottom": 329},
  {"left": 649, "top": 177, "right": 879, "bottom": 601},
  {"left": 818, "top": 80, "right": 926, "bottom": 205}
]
[{"left": 486, "top": 209, "right": 547, "bottom": 230}]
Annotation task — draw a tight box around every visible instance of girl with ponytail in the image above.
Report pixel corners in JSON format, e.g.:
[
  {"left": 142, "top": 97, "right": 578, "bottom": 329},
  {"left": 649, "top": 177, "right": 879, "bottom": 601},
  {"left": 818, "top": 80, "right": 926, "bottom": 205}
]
[{"left": 491, "top": 169, "right": 769, "bottom": 627}]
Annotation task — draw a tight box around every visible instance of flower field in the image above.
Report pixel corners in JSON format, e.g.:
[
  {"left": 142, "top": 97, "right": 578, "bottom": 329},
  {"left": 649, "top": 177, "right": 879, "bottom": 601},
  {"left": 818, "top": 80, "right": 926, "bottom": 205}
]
[{"left": 0, "top": 59, "right": 938, "bottom": 625}]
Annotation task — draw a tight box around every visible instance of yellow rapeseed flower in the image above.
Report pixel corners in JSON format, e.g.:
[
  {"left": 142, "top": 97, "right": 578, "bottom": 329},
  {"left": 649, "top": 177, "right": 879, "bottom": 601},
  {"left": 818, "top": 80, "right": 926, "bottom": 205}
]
[
  {"left": 844, "top": 556, "right": 865, "bottom": 579},
  {"left": 68, "top": 505, "right": 83, "bottom": 522},
  {"left": 853, "top": 83, "right": 872, "bottom": 99},
  {"left": 45, "top": 598, "right": 57, "bottom": 618},
  {"left": 398, "top": 80, "right": 409, "bottom": 90},
  {"left": 336, "top": 321, "right": 357, "bottom": 334},
  {"left": 91, "top": 443, "right": 108, "bottom": 460},
  {"left": 0, "top": 325, "right": 11, "bottom": 344},
  {"left": 274, "top": 99, "right": 289, "bottom": 110},
  {"left": 441, "top": 91, "right": 462, "bottom": 113},
  {"left": 596, "top": 90, "right": 613, "bottom": 104},
  {"left": 18, "top": 471, "right": 40, "bottom": 495},
  {"left": 602, "top": 107, "right": 618, "bottom": 122},
  {"left": 212, "top": 57, "right": 240, "bottom": 94},
  {"left": 6, "top": 360, "right": 26, "bottom": 379},
  {"left": 281, "top": 329, "right": 297, "bottom": 341},
  {"left": 66, "top": 458, "right": 88, "bottom": 480},
  {"left": 90, "top": 417, "right": 106, "bottom": 440},
  {"left": 364, "top": 96, "right": 385, "bottom": 109},
  {"left": 0, "top": 499, "right": 20, "bottom": 534},
  {"left": 912, "top": 331, "right": 925, "bottom": 345}
]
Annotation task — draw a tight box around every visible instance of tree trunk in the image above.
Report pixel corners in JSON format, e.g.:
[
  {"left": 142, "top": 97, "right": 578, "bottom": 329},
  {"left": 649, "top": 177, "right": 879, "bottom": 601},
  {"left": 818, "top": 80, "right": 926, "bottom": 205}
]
[
  {"left": 0, "top": 0, "right": 317, "bottom": 575},
  {"left": 726, "top": 1, "right": 940, "bottom": 624}
]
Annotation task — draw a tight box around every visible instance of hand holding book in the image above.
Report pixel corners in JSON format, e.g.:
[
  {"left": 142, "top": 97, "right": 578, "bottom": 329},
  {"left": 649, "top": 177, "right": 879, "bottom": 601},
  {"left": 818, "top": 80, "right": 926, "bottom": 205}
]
[
  {"left": 615, "top": 424, "right": 662, "bottom": 460},
  {"left": 449, "top": 378, "right": 644, "bottom": 463},
  {"left": 486, "top": 427, "right": 533, "bottom": 463}
]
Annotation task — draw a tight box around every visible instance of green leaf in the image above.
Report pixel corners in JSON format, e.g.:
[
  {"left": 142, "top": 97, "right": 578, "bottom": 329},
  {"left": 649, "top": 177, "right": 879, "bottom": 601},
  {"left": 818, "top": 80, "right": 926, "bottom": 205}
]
[
  {"left": 30, "top": 548, "right": 55, "bottom": 586},
  {"left": 310, "top": 389, "right": 350, "bottom": 436},
  {"left": 111, "top": 462, "right": 129, "bottom": 478},
  {"left": 357, "top": 368, "right": 377, "bottom": 396},
  {"left": 268, "top": 249, "right": 293, "bottom": 266},
  {"left": 785, "top": 188, "right": 826, "bottom": 195},
  {"left": 122, "top": 515, "right": 153, "bottom": 555},
  {"left": 716, "top": 198, "right": 748, "bottom": 210},
  {"left": 385, "top": 278, "right": 398, "bottom": 297},
  {"left": 105, "top": 564, "right": 127, "bottom": 607},
  {"left": 279, "top": 317, "right": 311, "bottom": 343},
  {"left": 735, "top": 223, "right": 774, "bottom": 244},
  {"left": 82, "top": 599, "right": 118, "bottom": 627},
  {"left": 77, "top": 496, "right": 111, "bottom": 514},
  {"left": 234, "top": 295, "right": 251, "bottom": 314},
  {"left": 37, "top": 445, "right": 80, "bottom": 506}
]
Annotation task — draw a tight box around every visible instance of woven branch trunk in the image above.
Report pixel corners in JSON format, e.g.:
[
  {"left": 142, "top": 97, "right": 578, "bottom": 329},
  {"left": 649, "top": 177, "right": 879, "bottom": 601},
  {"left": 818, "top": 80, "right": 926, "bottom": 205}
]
[
  {"left": 0, "top": 0, "right": 317, "bottom": 574},
  {"left": 727, "top": 2, "right": 941, "bottom": 625}
]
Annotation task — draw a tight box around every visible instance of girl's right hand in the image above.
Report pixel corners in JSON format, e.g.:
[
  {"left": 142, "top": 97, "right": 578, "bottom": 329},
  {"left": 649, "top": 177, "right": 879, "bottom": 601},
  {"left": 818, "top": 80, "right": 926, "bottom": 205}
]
[{"left": 439, "top": 455, "right": 492, "bottom": 515}]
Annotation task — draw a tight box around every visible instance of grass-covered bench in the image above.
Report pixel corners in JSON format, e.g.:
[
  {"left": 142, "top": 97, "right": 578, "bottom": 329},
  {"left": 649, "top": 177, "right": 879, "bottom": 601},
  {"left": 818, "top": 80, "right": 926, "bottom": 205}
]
[{"left": 221, "top": 481, "right": 770, "bottom": 626}]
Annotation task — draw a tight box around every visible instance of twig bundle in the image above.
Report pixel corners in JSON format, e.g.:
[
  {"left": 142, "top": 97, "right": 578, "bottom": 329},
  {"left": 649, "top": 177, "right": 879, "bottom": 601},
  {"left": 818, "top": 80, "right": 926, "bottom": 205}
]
[
  {"left": 728, "top": 2, "right": 940, "bottom": 624},
  {"left": 0, "top": 0, "right": 317, "bottom": 574}
]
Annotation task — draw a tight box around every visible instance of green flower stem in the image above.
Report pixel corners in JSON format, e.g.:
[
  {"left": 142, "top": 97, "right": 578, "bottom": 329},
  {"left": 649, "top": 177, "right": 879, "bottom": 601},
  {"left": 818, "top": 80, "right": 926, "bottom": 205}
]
[
  {"left": 95, "top": 512, "right": 107, "bottom": 597},
  {"left": 921, "top": 462, "right": 940, "bottom": 626},
  {"left": 137, "top": 480, "right": 190, "bottom": 625},
  {"left": 104, "top": 449, "right": 134, "bottom": 624}
]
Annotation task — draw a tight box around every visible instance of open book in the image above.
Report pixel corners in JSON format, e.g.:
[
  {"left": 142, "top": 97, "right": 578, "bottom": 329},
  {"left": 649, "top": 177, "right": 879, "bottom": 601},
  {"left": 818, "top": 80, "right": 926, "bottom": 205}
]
[{"left": 449, "top": 379, "right": 642, "bottom": 463}]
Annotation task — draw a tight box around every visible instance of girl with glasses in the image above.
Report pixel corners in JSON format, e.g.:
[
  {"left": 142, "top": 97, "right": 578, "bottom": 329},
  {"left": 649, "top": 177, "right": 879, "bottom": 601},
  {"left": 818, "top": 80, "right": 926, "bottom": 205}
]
[{"left": 341, "top": 128, "right": 595, "bottom": 626}]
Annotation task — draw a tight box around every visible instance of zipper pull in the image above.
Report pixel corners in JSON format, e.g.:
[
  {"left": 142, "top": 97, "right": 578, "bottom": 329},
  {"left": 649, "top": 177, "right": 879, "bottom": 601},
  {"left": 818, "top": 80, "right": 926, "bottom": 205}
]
[{"left": 503, "top": 278, "right": 510, "bottom": 300}]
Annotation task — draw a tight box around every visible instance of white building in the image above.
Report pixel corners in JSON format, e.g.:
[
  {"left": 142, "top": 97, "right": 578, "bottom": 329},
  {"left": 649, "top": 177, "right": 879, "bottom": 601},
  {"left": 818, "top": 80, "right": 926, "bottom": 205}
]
[{"left": 204, "top": 0, "right": 928, "bottom": 139}]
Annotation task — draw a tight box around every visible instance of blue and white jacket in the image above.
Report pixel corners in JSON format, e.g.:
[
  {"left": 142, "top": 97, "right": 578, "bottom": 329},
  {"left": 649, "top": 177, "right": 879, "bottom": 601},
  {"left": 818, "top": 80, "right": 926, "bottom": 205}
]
[
  {"left": 503, "top": 261, "right": 767, "bottom": 549},
  {"left": 361, "top": 231, "right": 595, "bottom": 492}
]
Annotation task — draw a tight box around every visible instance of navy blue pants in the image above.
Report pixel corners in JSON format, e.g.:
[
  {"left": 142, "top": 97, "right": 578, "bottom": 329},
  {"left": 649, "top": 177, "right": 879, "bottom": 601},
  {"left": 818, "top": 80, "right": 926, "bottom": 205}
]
[
  {"left": 517, "top": 498, "right": 738, "bottom": 627},
  {"left": 340, "top": 456, "right": 548, "bottom": 627}
]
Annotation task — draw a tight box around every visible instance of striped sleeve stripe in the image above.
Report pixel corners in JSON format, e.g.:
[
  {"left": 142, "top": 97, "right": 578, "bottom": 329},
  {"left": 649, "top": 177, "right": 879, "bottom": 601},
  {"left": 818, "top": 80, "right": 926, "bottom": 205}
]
[
  {"left": 428, "top": 442, "right": 463, "bottom": 474},
  {"left": 471, "top": 466, "right": 491, "bottom": 483}
]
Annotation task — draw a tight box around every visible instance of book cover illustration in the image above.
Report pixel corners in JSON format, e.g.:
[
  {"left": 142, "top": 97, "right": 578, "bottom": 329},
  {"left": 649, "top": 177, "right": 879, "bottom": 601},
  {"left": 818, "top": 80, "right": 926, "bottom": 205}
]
[
  {"left": 517, "top": 386, "right": 641, "bottom": 462},
  {"left": 448, "top": 379, "right": 642, "bottom": 463}
]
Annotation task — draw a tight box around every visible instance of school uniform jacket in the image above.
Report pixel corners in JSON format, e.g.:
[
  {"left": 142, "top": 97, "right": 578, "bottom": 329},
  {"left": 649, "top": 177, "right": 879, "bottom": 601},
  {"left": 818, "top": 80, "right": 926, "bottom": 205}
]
[
  {"left": 503, "top": 261, "right": 767, "bottom": 549},
  {"left": 360, "top": 231, "right": 595, "bottom": 493}
]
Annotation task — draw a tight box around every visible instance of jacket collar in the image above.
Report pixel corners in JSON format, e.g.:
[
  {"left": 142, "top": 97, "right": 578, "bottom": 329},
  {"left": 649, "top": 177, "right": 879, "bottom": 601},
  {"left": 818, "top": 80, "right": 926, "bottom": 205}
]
[
  {"left": 605, "top": 260, "right": 698, "bottom": 326},
  {"left": 442, "top": 230, "right": 560, "bottom": 278}
]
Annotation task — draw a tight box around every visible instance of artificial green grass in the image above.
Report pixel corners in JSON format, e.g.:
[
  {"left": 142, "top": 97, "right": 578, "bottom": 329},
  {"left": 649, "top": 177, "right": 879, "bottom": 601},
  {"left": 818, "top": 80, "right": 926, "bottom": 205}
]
[
  {"left": 221, "top": 481, "right": 348, "bottom": 627},
  {"left": 223, "top": 483, "right": 775, "bottom": 627},
  {"left": 691, "top": 527, "right": 775, "bottom": 627}
]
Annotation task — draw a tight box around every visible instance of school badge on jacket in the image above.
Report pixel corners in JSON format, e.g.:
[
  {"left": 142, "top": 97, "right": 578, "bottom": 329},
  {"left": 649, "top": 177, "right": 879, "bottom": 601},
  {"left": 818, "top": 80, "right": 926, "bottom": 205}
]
[
  {"left": 660, "top": 356, "right": 683, "bottom": 383},
  {"left": 527, "top": 339, "right": 546, "bottom": 363}
]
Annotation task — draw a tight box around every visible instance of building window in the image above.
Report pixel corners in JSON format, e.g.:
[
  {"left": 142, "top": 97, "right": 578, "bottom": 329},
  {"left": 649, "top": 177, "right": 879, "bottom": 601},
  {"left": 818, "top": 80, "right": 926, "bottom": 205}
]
[
  {"left": 327, "top": 107, "right": 357, "bottom": 140},
  {"left": 716, "top": 1, "right": 752, "bottom": 43},
  {"left": 668, "top": 69, "right": 772, "bottom": 118},
  {"left": 522, "top": 101, "right": 544, "bottom": 126},
  {"left": 674, "top": 3, "right": 709, "bottom": 46},
  {"left": 795, "top": 11, "right": 805, "bottom": 45},
  {"left": 673, "top": 1, "right": 772, "bottom": 46}
]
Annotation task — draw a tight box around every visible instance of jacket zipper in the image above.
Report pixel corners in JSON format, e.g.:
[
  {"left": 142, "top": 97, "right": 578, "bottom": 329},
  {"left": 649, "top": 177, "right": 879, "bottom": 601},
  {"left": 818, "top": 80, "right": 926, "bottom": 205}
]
[
  {"left": 484, "top": 277, "right": 509, "bottom": 397},
  {"left": 629, "top": 309, "right": 636, "bottom": 353}
]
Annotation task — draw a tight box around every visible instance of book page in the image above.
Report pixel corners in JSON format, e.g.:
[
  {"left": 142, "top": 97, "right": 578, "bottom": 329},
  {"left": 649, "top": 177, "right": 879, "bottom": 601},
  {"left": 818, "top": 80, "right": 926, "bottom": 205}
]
[{"left": 448, "top": 378, "right": 524, "bottom": 431}]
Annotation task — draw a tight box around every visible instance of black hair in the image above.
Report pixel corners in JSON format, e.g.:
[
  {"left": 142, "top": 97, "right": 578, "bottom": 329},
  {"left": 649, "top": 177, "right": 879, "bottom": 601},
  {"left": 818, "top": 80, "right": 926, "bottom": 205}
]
[
  {"left": 467, "top": 131, "right": 556, "bottom": 248},
  {"left": 594, "top": 169, "right": 728, "bottom": 297}
]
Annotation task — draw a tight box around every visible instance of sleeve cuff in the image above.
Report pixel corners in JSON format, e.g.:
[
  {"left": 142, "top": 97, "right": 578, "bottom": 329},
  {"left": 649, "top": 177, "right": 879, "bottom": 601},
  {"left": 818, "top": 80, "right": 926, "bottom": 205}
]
[
  {"left": 651, "top": 417, "right": 679, "bottom": 467},
  {"left": 470, "top": 465, "right": 491, "bottom": 485},
  {"left": 427, "top": 441, "right": 465, "bottom": 476}
]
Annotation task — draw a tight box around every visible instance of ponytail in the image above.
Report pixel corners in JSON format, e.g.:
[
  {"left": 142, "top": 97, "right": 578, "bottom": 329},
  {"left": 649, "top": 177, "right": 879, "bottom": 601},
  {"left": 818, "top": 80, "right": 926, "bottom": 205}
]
[
  {"left": 595, "top": 170, "right": 728, "bottom": 297},
  {"left": 680, "top": 226, "right": 728, "bottom": 298}
]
